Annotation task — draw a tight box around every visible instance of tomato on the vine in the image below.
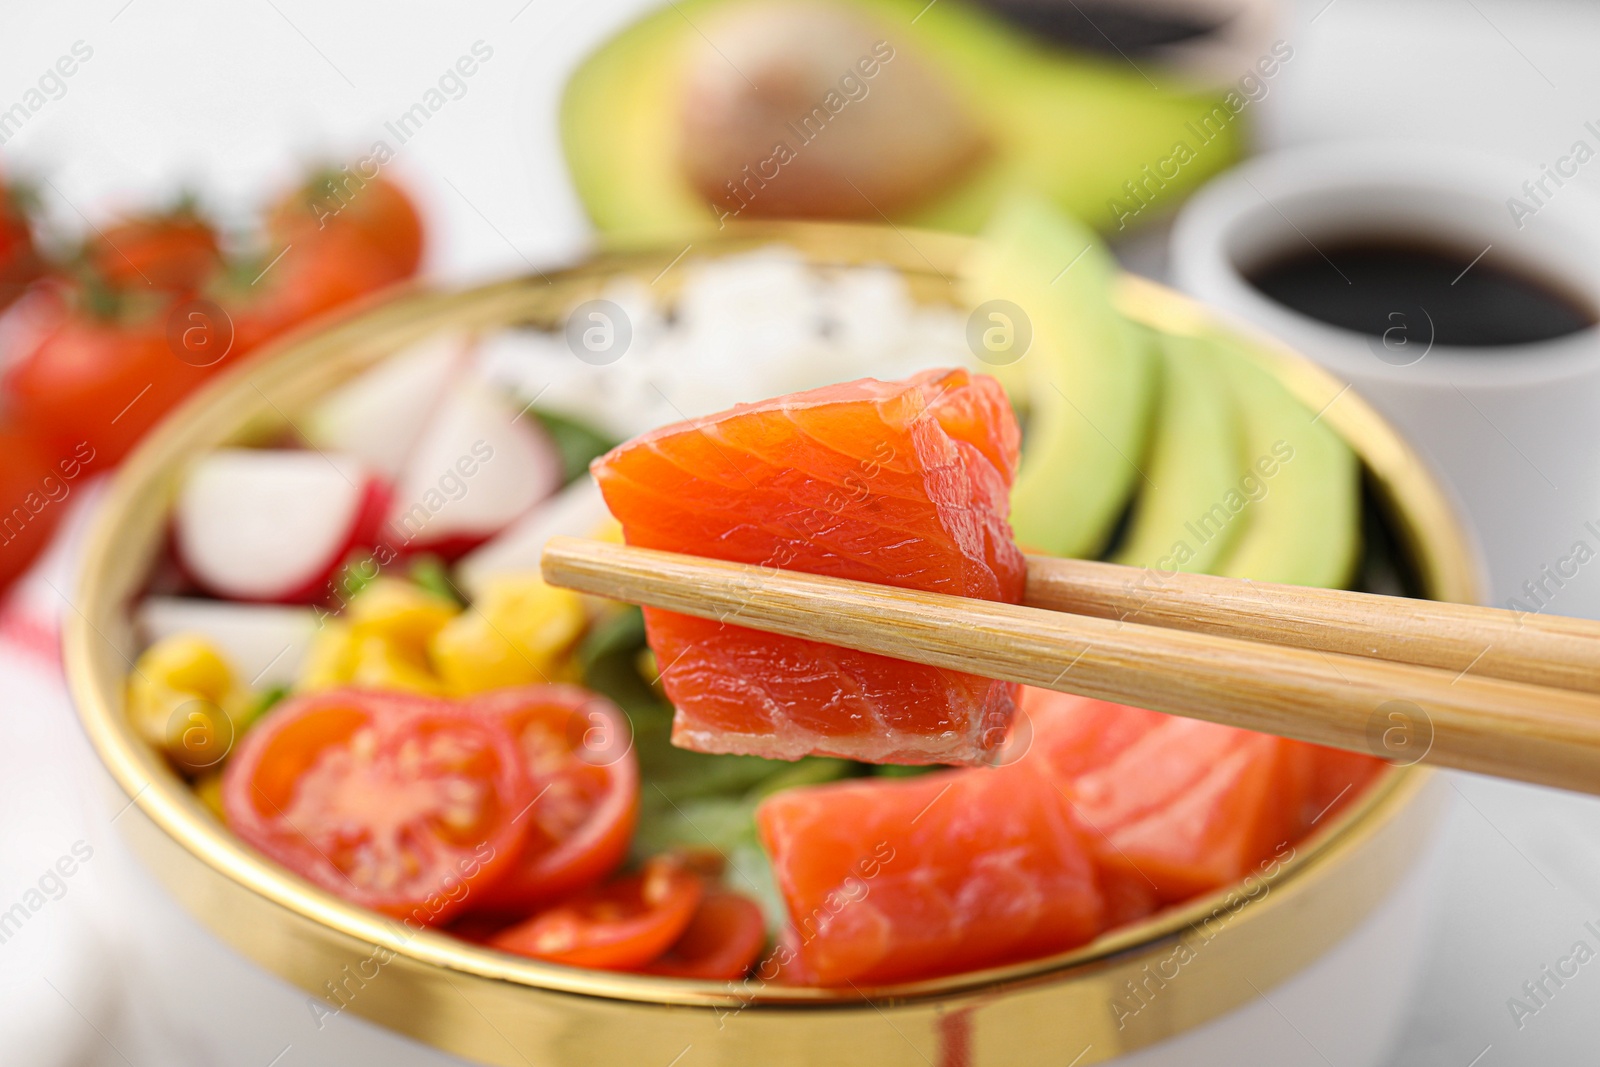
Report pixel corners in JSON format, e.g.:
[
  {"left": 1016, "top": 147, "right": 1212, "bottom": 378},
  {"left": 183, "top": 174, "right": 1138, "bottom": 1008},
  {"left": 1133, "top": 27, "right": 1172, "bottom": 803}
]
[
  {"left": 221, "top": 688, "right": 533, "bottom": 925},
  {"left": 4, "top": 287, "right": 226, "bottom": 472},
  {"left": 0, "top": 424, "right": 74, "bottom": 592},
  {"left": 225, "top": 226, "right": 405, "bottom": 356},
  {"left": 89, "top": 206, "right": 222, "bottom": 293},
  {"left": 267, "top": 168, "right": 424, "bottom": 279},
  {"left": 0, "top": 180, "right": 41, "bottom": 311}
]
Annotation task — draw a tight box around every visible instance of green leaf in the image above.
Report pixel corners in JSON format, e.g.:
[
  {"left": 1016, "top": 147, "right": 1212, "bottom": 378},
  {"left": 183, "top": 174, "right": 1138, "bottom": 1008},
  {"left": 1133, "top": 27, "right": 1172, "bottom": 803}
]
[
  {"left": 408, "top": 554, "right": 463, "bottom": 606},
  {"left": 749, "top": 758, "right": 856, "bottom": 797},
  {"left": 576, "top": 605, "right": 647, "bottom": 673},
  {"left": 872, "top": 763, "right": 939, "bottom": 779},
  {"left": 238, "top": 684, "right": 290, "bottom": 735},
  {"left": 532, "top": 409, "right": 619, "bottom": 485},
  {"left": 631, "top": 791, "right": 788, "bottom": 934}
]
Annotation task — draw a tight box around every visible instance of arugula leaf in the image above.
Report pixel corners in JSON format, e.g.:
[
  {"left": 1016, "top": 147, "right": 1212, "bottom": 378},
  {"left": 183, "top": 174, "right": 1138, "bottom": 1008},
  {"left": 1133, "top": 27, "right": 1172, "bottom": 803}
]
[
  {"left": 408, "top": 554, "right": 463, "bottom": 606},
  {"left": 533, "top": 409, "right": 618, "bottom": 485},
  {"left": 238, "top": 684, "right": 290, "bottom": 735}
]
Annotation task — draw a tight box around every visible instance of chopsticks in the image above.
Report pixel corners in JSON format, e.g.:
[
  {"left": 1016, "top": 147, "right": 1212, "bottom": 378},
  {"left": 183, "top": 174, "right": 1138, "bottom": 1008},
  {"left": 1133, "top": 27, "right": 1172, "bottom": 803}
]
[
  {"left": 541, "top": 537, "right": 1600, "bottom": 797},
  {"left": 1022, "top": 557, "right": 1600, "bottom": 694}
]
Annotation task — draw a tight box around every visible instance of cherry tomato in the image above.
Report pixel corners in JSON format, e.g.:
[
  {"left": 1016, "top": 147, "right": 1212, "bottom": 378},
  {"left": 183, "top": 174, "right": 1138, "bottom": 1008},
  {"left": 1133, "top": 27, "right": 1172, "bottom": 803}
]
[
  {"left": 489, "top": 857, "right": 702, "bottom": 970},
  {"left": 89, "top": 207, "right": 221, "bottom": 293},
  {"left": 268, "top": 168, "right": 424, "bottom": 279},
  {"left": 5, "top": 289, "right": 223, "bottom": 472},
  {"left": 0, "top": 424, "right": 72, "bottom": 593},
  {"left": 468, "top": 686, "right": 639, "bottom": 912},
  {"left": 0, "top": 183, "right": 41, "bottom": 311},
  {"left": 642, "top": 889, "right": 768, "bottom": 979},
  {"left": 226, "top": 227, "right": 404, "bottom": 356},
  {"left": 221, "top": 689, "right": 533, "bottom": 925}
]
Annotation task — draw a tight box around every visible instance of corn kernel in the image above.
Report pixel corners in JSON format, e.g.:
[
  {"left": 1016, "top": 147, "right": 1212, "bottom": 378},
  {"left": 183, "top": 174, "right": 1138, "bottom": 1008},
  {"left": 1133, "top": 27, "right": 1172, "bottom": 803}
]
[
  {"left": 347, "top": 579, "right": 459, "bottom": 656},
  {"left": 135, "top": 635, "right": 233, "bottom": 702},
  {"left": 348, "top": 634, "right": 449, "bottom": 695},
  {"left": 127, "top": 635, "right": 248, "bottom": 767},
  {"left": 294, "top": 580, "right": 460, "bottom": 696},
  {"left": 297, "top": 620, "right": 359, "bottom": 692},
  {"left": 430, "top": 574, "right": 586, "bottom": 695}
]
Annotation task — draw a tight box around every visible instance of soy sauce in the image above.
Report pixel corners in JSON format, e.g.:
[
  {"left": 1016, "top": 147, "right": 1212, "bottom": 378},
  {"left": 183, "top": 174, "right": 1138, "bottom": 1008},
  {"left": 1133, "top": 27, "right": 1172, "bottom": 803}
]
[
  {"left": 1246, "top": 239, "right": 1595, "bottom": 348},
  {"left": 974, "top": 0, "right": 1219, "bottom": 54}
]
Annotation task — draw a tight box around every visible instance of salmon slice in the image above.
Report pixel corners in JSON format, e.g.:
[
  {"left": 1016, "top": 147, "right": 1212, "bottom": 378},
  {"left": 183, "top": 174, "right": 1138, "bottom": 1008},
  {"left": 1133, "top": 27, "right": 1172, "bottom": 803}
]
[
  {"left": 756, "top": 763, "right": 1103, "bottom": 985},
  {"left": 1016, "top": 687, "right": 1169, "bottom": 779},
  {"left": 1012, "top": 688, "right": 1171, "bottom": 928},
  {"left": 1072, "top": 719, "right": 1313, "bottom": 901},
  {"left": 1301, "top": 744, "right": 1386, "bottom": 831},
  {"left": 592, "top": 369, "right": 1026, "bottom": 764}
]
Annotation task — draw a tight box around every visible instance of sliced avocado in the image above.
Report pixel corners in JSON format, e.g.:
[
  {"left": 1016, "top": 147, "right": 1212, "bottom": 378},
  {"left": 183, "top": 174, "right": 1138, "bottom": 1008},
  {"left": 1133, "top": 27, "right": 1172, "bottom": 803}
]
[
  {"left": 1209, "top": 345, "right": 1361, "bottom": 588},
  {"left": 561, "top": 0, "right": 1246, "bottom": 243},
  {"left": 1112, "top": 330, "right": 1245, "bottom": 573},
  {"left": 963, "top": 194, "right": 1157, "bottom": 558}
]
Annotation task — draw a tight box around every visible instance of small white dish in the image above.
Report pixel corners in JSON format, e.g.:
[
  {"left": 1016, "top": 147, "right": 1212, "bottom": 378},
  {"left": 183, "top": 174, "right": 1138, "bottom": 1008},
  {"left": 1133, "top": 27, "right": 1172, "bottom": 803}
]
[{"left": 1171, "top": 142, "right": 1600, "bottom": 614}]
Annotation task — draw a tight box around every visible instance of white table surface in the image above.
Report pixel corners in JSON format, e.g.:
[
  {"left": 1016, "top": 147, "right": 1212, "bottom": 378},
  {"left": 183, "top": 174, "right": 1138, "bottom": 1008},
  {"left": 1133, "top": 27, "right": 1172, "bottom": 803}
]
[{"left": 2, "top": 1, "right": 1599, "bottom": 1064}]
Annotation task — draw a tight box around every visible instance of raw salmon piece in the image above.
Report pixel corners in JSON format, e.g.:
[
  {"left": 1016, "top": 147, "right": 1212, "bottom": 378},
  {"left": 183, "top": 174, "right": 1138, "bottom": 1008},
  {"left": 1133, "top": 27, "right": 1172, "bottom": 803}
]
[
  {"left": 1009, "top": 691, "right": 1181, "bottom": 929},
  {"left": 756, "top": 763, "right": 1103, "bottom": 986},
  {"left": 1016, "top": 687, "right": 1168, "bottom": 779},
  {"left": 1074, "top": 720, "right": 1313, "bottom": 901},
  {"left": 762, "top": 927, "right": 818, "bottom": 986},
  {"left": 1098, "top": 864, "right": 1163, "bottom": 930},
  {"left": 592, "top": 369, "right": 1026, "bottom": 764},
  {"left": 1301, "top": 744, "right": 1386, "bottom": 831},
  {"left": 1071, "top": 718, "right": 1249, "bottom": 831}
]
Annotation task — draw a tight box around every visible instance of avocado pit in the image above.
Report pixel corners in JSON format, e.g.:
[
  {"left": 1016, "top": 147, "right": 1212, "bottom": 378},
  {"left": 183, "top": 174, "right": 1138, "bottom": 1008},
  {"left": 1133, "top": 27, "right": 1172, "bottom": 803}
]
[{"left": 678, "top": 1, "right": 990, "bottom": 222}]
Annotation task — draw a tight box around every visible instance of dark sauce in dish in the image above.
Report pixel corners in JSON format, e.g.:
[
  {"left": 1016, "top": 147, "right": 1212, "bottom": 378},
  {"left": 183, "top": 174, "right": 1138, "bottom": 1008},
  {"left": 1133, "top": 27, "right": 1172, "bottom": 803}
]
[
  {"left": 974, "top": 0, "right": 1223, "bottom": 54},
  {"left": 1246, "top": 239, "right": 1596, "bottom": 348}
]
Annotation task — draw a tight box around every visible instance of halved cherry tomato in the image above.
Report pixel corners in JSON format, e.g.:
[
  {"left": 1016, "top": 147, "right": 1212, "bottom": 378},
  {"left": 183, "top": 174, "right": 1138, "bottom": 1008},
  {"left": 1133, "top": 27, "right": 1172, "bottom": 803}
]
[
  {"left": 489, "top": 857, "right": 702, "bottom": 970},
  {"left": 468, "top": 685, "right": 640, "bottom": 911},
  {"left": 442, "top": 912, "right": 514, "bottom": 946},
  {"left": 221, "top": 688, "right": 532, "bottom": 926},
  {"left": 89, "top": 207, "right": 222, "bottom": 293},
  {"left": 267, "top": 168, "right": 424, "bottom": 278},
  {"left": 643, "top": 889, "right": 767, "bottom": 979}
]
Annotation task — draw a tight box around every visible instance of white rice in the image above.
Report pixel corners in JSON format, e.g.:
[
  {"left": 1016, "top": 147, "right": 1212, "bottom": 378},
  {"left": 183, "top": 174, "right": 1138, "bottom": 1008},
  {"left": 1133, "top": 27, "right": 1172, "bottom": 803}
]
[{"left": 473, "top": 245, "right": 973, "bottom": 437}]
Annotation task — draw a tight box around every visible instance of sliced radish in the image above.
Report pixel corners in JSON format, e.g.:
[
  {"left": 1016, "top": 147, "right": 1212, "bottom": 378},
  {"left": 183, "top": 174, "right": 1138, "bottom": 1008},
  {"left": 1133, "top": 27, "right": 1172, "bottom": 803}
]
[
  {"left": 455, "top": 477, "right": 608, "bottom": 598},
  {"left": 136, "top": 597, "right": 319, "bottom": 688},
  {"left": 382, "top": 379, "right": 562, "bottom": 558},
  {"left": 175, "top": 449, "right": 387, "bottom": 603},
  {"left": 302, "top": 332, "right": 471, "bottom": 478}
]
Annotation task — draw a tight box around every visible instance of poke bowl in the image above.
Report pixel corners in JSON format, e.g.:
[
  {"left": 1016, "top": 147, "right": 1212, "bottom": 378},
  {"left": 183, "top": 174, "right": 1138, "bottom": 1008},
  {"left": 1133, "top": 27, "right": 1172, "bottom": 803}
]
[{"left": 66, "top": 221, "right": 1479, "bottom": 1067}]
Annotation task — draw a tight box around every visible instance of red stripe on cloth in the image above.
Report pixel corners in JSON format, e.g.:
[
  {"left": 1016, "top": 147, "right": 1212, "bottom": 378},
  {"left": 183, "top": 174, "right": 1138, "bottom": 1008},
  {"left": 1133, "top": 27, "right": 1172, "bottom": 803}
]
[{"left": 0, "top": 605, "right": 61, "bottom": 669}]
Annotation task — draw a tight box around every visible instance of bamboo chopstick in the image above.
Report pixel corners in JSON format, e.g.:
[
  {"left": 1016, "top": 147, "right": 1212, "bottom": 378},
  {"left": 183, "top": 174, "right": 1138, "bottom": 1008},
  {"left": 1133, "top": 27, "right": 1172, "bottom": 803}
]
[
  {"left": 541, "top": 536, "right": 1600, "bottom": 797},
  {"left": 1023, "top": 556, "right": 1600, "bottom": 694}
]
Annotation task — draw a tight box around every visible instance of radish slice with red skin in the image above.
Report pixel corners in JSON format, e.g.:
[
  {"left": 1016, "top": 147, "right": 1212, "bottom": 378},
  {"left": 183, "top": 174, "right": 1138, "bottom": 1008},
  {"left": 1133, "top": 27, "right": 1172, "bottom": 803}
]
[
  {"left": 303, "top": 332, "right": 472, "bottom": 478},
  {"left": 383, "top": 379, "right": 562, "bottom": 559},
  {"left": 175, "top": 449, "right": 388, "bottom": 604}
]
